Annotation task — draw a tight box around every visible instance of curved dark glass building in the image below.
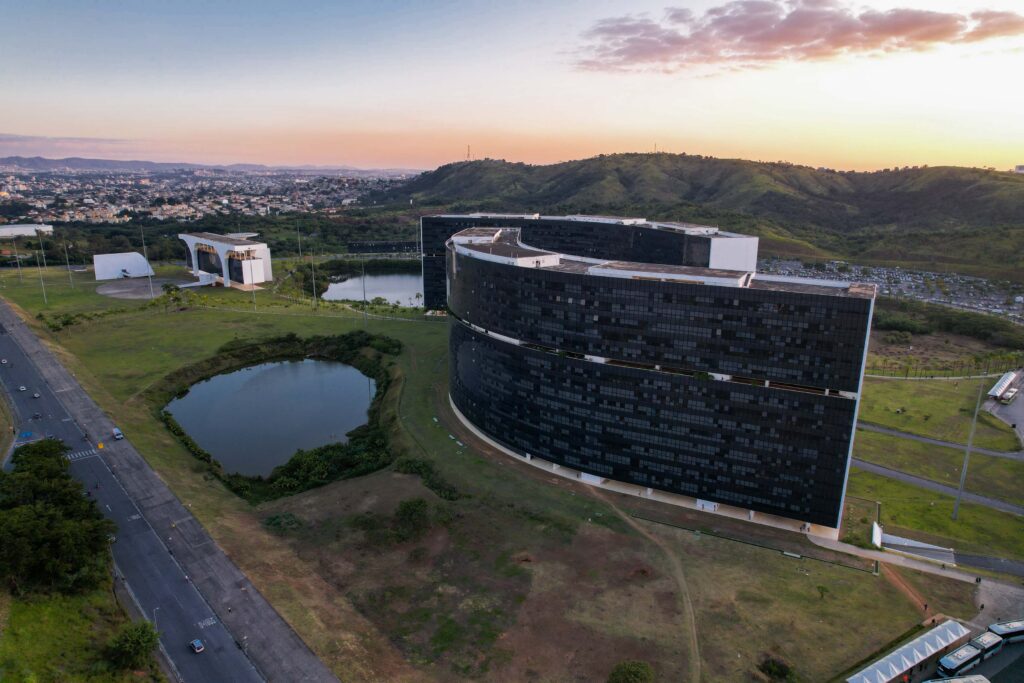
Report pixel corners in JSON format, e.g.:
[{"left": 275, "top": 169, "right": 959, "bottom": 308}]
[{"left": 424, "top": 214, "right": 875, "bottom": 536}]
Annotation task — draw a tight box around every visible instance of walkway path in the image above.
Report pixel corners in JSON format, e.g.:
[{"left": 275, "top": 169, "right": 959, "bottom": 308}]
[
  {"left": 851, "top": 459, "right": 1024, "bottom": 516},
  {"left": 857, "top": 422, "right": 1024, "bottom": 461}
]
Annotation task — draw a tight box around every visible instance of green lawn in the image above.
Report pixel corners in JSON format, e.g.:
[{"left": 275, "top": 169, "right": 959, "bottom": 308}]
[
  {"left": 854, "top": 429, "right": 1024, "bottom": 506},
  {"left": 847, "top": 470, "right": 1024, "bottom": 562},
  {"left": 860, "top": 377, "right": 1021, "bottom": 452},
  {"left": 0, "top": 583, "right": 161, "bottom": 682}
]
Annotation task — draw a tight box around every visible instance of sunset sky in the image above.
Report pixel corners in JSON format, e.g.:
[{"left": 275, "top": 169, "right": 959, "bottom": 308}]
[{"left": 2, "top": 0, "right": 1023, "bottom": 170}]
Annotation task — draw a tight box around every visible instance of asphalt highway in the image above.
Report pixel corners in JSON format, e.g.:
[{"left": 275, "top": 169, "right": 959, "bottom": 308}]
[{"left": 0, "top": 318, "right": 263, "bottom": 681}]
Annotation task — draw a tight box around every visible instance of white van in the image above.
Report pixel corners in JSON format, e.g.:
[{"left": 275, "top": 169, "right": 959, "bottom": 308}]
[{"left": 112, "top": 427, "right": 124, "bottom": 440}]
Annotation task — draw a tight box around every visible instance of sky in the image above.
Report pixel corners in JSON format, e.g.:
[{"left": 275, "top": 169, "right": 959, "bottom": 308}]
[{"left": 1, "top": 0, "right": 1023, "bottom": 171}]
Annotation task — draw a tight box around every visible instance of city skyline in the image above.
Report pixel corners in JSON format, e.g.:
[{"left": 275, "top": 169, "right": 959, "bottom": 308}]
[{"left": 3, "top": 0, "right": 1023, "bottom": 171}]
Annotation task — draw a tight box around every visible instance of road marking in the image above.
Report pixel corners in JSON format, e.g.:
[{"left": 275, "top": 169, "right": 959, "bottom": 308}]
[
  {"left": 55, "top": 388, "right": 72, "bottom": 393},
  {"left": 61, "top": 417, "right": 73, "bottom": 422},
  {"left": 66, "top": 448, "right": 98, "bottom": 461},
  {"left": 127, "top": 514, "right": 141, "bottom": 521},
  {"left": 197, "top": 617, "right": 218, "bottom": 629}
]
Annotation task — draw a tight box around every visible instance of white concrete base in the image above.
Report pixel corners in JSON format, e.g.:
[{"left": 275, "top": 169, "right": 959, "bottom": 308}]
[{"left": 449, "top": 394, "right": 841, "bottom": 541}]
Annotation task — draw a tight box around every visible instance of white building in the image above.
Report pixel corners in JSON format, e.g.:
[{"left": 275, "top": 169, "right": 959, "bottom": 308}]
[
  {"left": 178, "top": 232, "right": 272, "bottom": 288},
  {"left": 93, "top": 252, "right": 155, "bottom": 281},
  {"left": 0, "top": 224, "right": 53, "bottom": 239}
]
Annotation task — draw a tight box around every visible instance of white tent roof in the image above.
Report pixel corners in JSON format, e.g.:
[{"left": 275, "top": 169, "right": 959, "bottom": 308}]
[
  {"left": 846, "top": 620, "right": 970, "bottom": 683},
  {"left": 93, "top": 252, "right": 155, "bottom": 281}
]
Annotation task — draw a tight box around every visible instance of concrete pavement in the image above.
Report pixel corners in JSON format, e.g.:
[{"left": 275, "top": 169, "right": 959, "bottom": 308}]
[
  {"left": 852, "top": 459, "right": 1024, "bottom": 516},
  {"left": 0, "top": 300, "right": 337, "bottom": 683},
  {"left": 857, "top": 422, "right": 1024, "bottom": 461}
]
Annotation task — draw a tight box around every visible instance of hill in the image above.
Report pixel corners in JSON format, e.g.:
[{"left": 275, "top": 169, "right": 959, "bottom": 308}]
[{"left": 375, "top": 154, "right": 1024, "bottom": 279}]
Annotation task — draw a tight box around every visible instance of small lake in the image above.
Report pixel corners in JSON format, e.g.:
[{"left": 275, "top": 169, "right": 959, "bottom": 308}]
[
  {"left": 324, "top": 273, "right": 423, "bottom": 307},
  {"left": 165, "top": 359, "right": 375, "bottom": 477}
]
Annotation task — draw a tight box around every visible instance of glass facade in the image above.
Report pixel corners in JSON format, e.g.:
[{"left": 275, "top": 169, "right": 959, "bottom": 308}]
[{"left": 433, "top": 214, "right": 874, "bottom": 528}]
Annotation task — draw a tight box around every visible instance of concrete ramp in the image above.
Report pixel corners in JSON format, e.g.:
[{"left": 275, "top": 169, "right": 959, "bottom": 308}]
[{"left": 882, "top": 533, "right": 956, "bottom": 564}]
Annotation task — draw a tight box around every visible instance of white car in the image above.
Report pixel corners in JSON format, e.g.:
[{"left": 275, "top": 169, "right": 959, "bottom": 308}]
[
  {"left": 18, "top": 385, "right": 26, "bottom": 391},
  {"left": 1, "top": 359, "right": 7, "bottom": 364}
]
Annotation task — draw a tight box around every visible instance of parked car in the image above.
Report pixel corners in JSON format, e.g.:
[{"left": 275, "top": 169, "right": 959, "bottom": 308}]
[
  {"left": 189, "top": 639, "right": 205, "bottom": 654},
  {"left": 112, "top": 427, "right": 124, "bottom": 440}
]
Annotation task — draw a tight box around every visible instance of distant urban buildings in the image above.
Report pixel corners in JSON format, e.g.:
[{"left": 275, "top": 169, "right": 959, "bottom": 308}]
[
  {"left": 425, "top": 214, "right": 876, "bottom": 537},
  {"left": 1015, "top": 165, "right": 1024, "bottom": 174}
]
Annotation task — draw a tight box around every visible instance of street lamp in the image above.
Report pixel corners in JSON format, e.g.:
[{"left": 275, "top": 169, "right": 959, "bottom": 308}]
[{"left": 153, "top": 606, "right": 160, "bottom": 632}]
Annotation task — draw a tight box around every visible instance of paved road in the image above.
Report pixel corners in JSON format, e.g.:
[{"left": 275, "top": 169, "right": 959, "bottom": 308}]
[
  {"left": 852, "top": 459, "right": 1024, "bottom": 516},
  {"left": 0, "top": 301, "right": 337, "bottom": 683},
  {"left": 857, "top": 422, "right": 1024, "bottom": 461}
]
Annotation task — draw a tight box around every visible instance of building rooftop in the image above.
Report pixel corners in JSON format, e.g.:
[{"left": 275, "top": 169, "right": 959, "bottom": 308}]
[
  {"left": 179, "top": 231, "right": 264, "bottom": 247},
  {"left": 450, "top": 227, "right": 874, "bottom": 299},
  {"left": 846, "top": 620, "right": 970, "bottom": 683}
]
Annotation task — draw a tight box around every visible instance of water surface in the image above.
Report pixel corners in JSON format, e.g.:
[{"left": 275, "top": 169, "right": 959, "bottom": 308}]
[
  {"left": 323, "top": 273, "right": 422, "bottom": 307},
  {"left": 166, "top": 359, "right": 375, "bottom": 477}
]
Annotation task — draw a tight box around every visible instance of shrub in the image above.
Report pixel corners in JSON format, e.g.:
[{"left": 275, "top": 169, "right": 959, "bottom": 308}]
[
  {"left": 108, "top": 622, "right": 159, "bottom": 669},
  {"left": 757, "top": 654, "right": 795, "bottom": 681},
  {"left": 394, "top": 498, "right": 431, "bottom": 541},
  {"left": 607, "top": 660, "right": 655, "bottom": 683}
]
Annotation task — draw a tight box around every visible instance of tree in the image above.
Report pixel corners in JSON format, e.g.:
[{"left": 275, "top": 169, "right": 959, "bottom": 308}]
[
  {"left": 108, "top": 621, "right": 159, "bottom": 669},
  {"left": 607, "top": 660, "right": 655, "bottom": 683},
  {"left": 0, "top": 439, "right": 115, "bottom": 594}
]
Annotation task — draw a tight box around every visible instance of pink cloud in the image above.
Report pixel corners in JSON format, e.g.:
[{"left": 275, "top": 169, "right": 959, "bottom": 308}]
[{"left": 576, "top": 0, "right": 1024, "bottom": 72}]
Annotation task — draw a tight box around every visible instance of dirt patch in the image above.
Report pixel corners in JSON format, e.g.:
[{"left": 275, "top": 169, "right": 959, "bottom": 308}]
[
  {"left": 869, "top": 330, "right": 1000, "bottom": 366},
  {"left": 96, "top": 276, "right": 195, "bottom": 300}
]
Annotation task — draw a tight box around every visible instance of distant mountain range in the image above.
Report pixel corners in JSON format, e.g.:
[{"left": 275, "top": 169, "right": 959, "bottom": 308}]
[
  {"left": 376, "top": 153, "right": 1024, "bottom": 281},
  {"left": 0, "top": 155, "right": 421, "bottom": 177}
]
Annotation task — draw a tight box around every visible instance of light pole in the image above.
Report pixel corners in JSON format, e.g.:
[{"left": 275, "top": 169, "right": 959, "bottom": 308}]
[
  {"left": 63, "top": 241, "right": 74, "bottom": 289},
  {"left": 246, "top": 259, "right": 256, "bottom": 312},
  {"left": 310, "top": 250, "right": 318, "bottom": 310},
  {"left": 140, "top": 227, "right": 155, "bottom": 299},
  {"left": 36, "top": 229, "right": 48, "bottom": 269},
  {"left": 13, "top": 237, "right": 22, "bottom": 282},
  {"left": 361, "top": 257, "right": 367, "bottom": 327},
  {"left": 34, "top": 251, "right": 47, "bottom": 305},
  {"left": 153, "top": 606, "right": 160, "bottom": 632},
  {"left": 296, "top": 226, "right": 303, "bottom": 261},
  {"left": 953, "top": 382, "right": 985, "bottom": 520}
]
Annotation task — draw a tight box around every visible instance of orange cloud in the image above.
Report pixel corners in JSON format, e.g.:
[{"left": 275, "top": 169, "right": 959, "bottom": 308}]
[{"left": 576, "top": 0, "right": 1024, "bottom": 72}]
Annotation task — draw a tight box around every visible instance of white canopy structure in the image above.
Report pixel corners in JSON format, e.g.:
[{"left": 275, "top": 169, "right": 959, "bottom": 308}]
[
  {"left": 93, "top": 252, "right": 155, "bottom": 281},
  {"left": 178, "top": 232, "right": 272, "bottom": 288},
  {"left": 846, "top": 620, "right": 970, "bottom": 683}
]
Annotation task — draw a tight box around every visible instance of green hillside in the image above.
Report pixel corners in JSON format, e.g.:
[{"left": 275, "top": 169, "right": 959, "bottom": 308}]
[{"left": 375, "top": 154, "right": 1024, "bottom": 278}]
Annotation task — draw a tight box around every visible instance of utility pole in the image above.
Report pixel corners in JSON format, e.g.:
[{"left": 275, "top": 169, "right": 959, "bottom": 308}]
[
  {"left": 361, "top": 257, "right": 367, "bottom": 327},
  {"left": 247, "top": 259, "right": 256, "bottom": 312},
  {"left": 140, "top": 227, "right": 155, "bottom": 299},
  {"left": 13, "top": 237, "right": 22, "bottom": 282},
  {"left": 296, "top": 226, "right": 303, "bottom": 261},
  {"left": 36, "top": 228, "right": 48, "bottom": 269},
  {"left": 953, "top": 382, "right": 985, "bottom": 520},
  {"left": 34, "top": 251, "right": 47, "bottom": 305},
  {"left": 310, "top": 249, "right": 318, "bottom": 310},
  {"left": 63, "top": 241, "right": 75, "bottom": 289}
]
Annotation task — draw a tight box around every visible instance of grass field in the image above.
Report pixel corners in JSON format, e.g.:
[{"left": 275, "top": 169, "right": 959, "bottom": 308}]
[
  {"left": 0, "top": 581, "right": 162, "bottom": 682},
  {"left": 854, "top": 429, "right": 1024, "bottom": 507},
  {"left": 859, "top": 377, "right": 1021, "bottom": 452},
  {"left": 847, "top": 470, "right": 1024, "bottom": 561},
  {"left": 0, "top": 264, "right": 986, "bottom": 681}
]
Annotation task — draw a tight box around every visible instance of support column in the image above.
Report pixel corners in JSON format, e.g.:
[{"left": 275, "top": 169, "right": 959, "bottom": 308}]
[
  {"left": 188, "top": 242, "right": 199, "bottom": 275},
  {"left": 218, "top": 246, "right": 231, "bottom": 288}
]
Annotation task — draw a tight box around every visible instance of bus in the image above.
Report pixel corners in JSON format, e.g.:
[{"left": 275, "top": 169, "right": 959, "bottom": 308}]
[
  {"left": 936, "top": 644, "right": 983, "bottom": 678},
  {"left": 969, "top": 631, "right": 1003, "bottom": 660},
  {"left": 1000, "top": 387, "right": 1018, "bottom": 405},
  {"left": 988, "top": 618, "right": 1024, "bottom": 643},
  {"left": 926, "top": 676, "right": 990, "bottom": 683}
]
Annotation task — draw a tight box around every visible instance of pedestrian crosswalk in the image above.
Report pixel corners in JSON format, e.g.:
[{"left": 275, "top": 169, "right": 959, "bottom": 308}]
[{"left": 67, "top": 448, "right": 98, "bottom": 461}]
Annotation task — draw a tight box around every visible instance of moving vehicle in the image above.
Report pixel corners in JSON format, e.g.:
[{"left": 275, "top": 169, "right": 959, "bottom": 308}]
[
  {"left": 112, "top": 427, "right": 124, "bottom": 440},
  {"left": 1, "top": 358, "right": 7, "bottom": 364},
  {"left": 189, "top": 639, "right": 205, "bottom": 653},
  {"left": 936, "top": 644, "right": 983, "bottom": 678},
  {"left": 988, "top": 618, "right": 1024, "bottom": 643},
  {"left": 17, "top": 385, "right": 25, "bottom": 391},
  {"left": 1000, "top": 387, "right": 1018, "bottom": 405},
  {"left": 32, "top": 392, "right": 40, "bottom": 398}
]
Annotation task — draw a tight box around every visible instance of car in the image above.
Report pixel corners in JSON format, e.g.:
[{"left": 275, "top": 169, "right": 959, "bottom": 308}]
[
  {"left": 31, "top": 412, "right": 41, "bottom": 419},
  {"left": 17, "top": 386, "right": 25, "bottom": 391},
  {"left": 189, "top": 639, "right": 205, "bottom": 654},
  {"left": 32, "top": 392, "right": 40, "bottom": 399},
  {"left": 1, "top": 358, "right": 7, "bottom": 364},
  {"left": 112, "top": 427, "right": 124, "bottom": 440}
]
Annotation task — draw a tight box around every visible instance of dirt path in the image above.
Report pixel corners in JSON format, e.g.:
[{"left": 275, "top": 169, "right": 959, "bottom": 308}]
[
  {"left": 588, "top": 488, "right": 703, "bottom": 683},
  {"left": 880, "top": 564, "right": 930, "bottom": 617}
]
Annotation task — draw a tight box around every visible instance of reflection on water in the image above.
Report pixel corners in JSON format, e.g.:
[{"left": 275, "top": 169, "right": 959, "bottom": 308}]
[
  {"left": 165, "top": 359, "right": 375, "bottom": 477},
  {"left": 323, "top": 273, "right": 423, "bottom": 307}
]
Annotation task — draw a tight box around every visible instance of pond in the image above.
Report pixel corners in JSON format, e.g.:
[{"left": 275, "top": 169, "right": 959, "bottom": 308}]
[
  {"left": 323, "top": 273, "right": 423, "bottom": 307},
  {"left": 165, "top": 359, "right": 375, "bottom": 477}
]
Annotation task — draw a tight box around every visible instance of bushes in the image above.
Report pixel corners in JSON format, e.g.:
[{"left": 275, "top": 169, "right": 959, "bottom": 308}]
[
  {"left": 607, "top": 660, "right": 655, "bottom": 683},
  {"left": 394, "top": 457, "right": 463, "bottom": 500},
  {"left": 351, "top": 498, "right": 444, "bottom": 547},
  {"left": 107, "top": 622, "right": 159, "bottom": 670},
  {"left": 875, "top": 297, "right": 1024, "bottom": 349}
]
